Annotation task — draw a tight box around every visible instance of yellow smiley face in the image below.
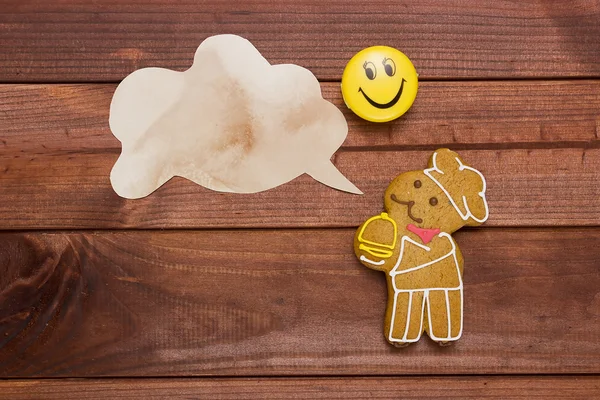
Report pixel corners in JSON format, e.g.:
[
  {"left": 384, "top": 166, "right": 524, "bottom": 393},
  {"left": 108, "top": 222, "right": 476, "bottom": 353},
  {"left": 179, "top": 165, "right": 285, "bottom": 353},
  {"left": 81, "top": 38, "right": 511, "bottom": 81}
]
[{"left": 341, "top": 46, "right": 418, "bottom": 123}]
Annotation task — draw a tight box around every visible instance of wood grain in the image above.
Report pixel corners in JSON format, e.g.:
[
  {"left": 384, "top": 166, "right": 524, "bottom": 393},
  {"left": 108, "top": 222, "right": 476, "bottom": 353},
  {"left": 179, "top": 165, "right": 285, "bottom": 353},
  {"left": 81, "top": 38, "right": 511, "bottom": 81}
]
[
  {"left": 0, "top": 376, "right": 598, "bottom": 399},
  {"left": 1, "top": 148, "right": 598, "bottom": 229},
  {"left": 0, "top": 228, "right": 598, "bottom": 377},
  {"left": 2, "top": 0, "right": 599, "bottom": 391},
  {"left": 1, "top": 81, "right": 599, "bottom": 154},
  {"left": 1, "top": 1, "right": 600, "bottom": 82}
]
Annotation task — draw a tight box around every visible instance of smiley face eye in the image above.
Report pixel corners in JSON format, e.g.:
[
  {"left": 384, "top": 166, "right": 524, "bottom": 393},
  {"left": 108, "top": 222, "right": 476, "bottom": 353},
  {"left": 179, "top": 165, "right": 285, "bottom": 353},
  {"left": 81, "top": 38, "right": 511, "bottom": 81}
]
[
  {"left": 429, "top": 197, "right": 438, "bottom": 206},
  {"left": 414, "top": 180, "right": 422, "bottom": 188},
  {"left": 382, "top": 58, "right": 396, "bottom": 77},
  {"left": 363, "top": 61, "right": 377, "bottom": 80}
]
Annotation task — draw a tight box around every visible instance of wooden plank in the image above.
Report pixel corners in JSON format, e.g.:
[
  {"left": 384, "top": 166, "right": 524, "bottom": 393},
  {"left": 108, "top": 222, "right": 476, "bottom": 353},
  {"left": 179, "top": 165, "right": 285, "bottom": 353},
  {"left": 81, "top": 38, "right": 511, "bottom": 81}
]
[
  {"left": 0, "top": 376, "right": 599, "bottom": 399},
  {"left": 1, "top": 81, "right": 599, "bottom": 154},
  {"left": 1, "top": 1, "right": 600, "bottom": 82},
  {"left": 0, "top": 228, "right": 598, "bottom": 376},
  {"left": 0, "top": 148, "right": 599, "bottom": 229}
]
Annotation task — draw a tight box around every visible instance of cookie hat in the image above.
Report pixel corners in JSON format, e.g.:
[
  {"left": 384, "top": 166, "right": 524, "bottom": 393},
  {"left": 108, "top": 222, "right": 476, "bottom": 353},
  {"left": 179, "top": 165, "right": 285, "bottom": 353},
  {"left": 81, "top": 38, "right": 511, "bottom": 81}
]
[{"left": 423, "top": 149, "right": 489, "bottom": 225}]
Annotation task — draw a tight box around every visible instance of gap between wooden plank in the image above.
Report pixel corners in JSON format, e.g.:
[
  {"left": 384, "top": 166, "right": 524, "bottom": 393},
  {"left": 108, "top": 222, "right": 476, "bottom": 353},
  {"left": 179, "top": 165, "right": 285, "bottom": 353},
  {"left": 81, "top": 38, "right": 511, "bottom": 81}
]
[
  {"left": 5, "top": 76, "right": 600, "bottom": 85},
  {"left": 1, "top": 225, "right": 599, "bottom": 235},
  {"left": 0, "top": 372, "right": 598, "bottom": 379},
  {"left": 0, "top": 376, "right": 599, "bottom": 399}
]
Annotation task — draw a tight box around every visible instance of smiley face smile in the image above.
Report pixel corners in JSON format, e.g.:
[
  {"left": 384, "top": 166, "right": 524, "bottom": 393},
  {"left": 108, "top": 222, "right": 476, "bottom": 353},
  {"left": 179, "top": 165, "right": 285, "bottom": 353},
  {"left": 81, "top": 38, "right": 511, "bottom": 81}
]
[{"left": 358, "top": 78, "right": 406, "bottom": 109}]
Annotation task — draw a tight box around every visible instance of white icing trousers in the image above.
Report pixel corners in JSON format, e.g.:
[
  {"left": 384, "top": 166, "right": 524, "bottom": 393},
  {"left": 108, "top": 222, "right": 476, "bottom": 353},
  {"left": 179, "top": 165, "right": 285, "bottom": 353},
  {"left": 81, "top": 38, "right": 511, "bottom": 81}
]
[{"left": 388, "top": 287, "right": 463, "bottom": 343}]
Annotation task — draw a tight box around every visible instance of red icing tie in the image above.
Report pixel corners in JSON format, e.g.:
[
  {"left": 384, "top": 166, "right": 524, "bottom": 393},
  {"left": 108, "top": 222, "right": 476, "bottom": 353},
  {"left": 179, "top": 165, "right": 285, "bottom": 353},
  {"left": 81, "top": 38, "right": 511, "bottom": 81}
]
[{"left": 407, "top": 224, "right": 440, "bottom": 244}]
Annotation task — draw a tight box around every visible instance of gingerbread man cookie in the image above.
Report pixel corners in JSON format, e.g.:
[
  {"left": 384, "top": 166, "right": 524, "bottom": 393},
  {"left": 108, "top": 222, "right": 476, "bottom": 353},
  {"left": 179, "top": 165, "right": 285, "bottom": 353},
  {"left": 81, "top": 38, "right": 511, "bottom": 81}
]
[{"left": 354, "top": 149, "right": 489, "bottom": 346}]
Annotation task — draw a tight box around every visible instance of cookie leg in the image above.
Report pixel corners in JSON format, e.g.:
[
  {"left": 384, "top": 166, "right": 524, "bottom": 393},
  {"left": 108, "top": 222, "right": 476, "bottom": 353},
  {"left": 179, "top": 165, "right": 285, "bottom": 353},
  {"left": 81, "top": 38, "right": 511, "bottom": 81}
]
[
  {"left": 447, "top": 288, "right": 463, "bottom": 340},
  {"left": 426, "top": 289, "right": 451, "bottom": 342},
  {"left": 426, "top": 288, "right": 464, "bottom": 342},
  {"left": 387, "top": 290, "right": 425, "bottom": 344}
]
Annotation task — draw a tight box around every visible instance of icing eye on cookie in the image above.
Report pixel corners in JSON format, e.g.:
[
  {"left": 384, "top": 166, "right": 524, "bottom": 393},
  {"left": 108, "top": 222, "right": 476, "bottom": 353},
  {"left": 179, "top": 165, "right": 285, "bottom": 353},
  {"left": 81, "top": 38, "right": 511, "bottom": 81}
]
[
  {"left": 429, "top": 197, "right": 438, "bottom": 206},
  {"left": 414, "top": 180, "right": 422, "bottom": 188}
]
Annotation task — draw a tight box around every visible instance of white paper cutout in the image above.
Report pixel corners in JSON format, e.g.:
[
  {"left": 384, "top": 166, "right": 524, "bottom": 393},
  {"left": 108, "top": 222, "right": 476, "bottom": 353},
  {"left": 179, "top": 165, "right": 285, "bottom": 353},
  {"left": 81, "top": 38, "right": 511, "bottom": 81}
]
[{"left": 109, "top": 34, "right": 362, "bottom": 199}]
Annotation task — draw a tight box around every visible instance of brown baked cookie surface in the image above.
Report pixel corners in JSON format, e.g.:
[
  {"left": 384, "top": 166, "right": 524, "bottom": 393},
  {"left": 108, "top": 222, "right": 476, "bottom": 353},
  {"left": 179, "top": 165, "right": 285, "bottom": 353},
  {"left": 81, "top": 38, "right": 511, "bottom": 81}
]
[{"left": 354, "top": 149, "right": 489, "bottom": 346}]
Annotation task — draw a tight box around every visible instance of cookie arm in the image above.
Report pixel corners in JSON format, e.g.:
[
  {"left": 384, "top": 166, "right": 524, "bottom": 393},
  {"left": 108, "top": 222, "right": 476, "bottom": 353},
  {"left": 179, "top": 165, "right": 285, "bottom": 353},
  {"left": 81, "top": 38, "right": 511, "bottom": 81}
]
[{"left": 358, "top": 254, "right": 387, "bottom": 269}]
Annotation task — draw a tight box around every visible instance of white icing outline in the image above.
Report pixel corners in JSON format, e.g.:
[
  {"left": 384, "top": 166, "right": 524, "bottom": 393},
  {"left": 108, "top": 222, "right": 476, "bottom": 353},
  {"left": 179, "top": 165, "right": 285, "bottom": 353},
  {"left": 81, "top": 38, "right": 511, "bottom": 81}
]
[
  {"left": 425, "top": 288, "right": 463, "bottom": 341},
  {"left": 423, "top": 152, "right": 489, "bottom": 224},
  {"left": 402, "top": 292, "right": 413, "bottom": 340},
  {"left": 360, "top": 255, "right": 385, "bottom": 266},
  {"left": 387, "top": 232, "right": 463, "bottom": 343}
]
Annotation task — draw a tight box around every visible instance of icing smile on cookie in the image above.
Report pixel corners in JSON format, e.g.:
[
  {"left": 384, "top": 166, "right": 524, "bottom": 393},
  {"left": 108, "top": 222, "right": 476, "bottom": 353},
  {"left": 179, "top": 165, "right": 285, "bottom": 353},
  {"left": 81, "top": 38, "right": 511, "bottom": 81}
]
[
  {"left": 390, "top": 193, "right": 422, "bottom": 223},
  {"left": 358, "top": 78, "right": 406, "bottom": 109}
]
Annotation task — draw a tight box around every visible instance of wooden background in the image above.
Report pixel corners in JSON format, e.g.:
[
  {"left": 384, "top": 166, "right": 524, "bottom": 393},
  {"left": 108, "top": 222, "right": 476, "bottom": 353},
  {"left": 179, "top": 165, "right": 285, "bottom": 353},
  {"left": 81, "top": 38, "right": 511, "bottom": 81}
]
[{"left": 0, "top": 0, "right": 599, "bottom": 398}]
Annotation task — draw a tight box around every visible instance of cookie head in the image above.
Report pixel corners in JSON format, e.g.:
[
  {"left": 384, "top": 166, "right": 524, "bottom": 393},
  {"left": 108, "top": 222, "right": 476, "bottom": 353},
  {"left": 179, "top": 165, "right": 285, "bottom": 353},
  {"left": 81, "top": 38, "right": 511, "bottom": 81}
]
[
  {"left": 384, "top": 170, "right": 464, "bottom": 232},
  {"left": 384, "top": 149, "right": 489, "bottom": 232}
]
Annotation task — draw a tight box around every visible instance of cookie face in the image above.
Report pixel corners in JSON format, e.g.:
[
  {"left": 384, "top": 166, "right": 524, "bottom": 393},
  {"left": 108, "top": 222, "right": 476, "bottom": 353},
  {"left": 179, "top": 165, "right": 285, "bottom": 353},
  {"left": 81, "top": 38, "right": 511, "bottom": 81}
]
[
  {"left": 384, "top": 170, "right": 466, "bottom": 235},
  {"left": 354, "top": 149, "right": 489, "bottom": 346}
]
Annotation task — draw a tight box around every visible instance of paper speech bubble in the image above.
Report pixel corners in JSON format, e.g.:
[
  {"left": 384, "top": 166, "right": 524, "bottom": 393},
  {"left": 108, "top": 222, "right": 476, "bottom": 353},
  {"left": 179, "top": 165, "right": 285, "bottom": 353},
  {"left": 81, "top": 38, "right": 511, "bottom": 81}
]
[{"left": 109, "top": 34, "right": 362, "bottom": 199}]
